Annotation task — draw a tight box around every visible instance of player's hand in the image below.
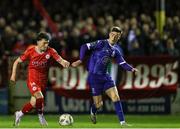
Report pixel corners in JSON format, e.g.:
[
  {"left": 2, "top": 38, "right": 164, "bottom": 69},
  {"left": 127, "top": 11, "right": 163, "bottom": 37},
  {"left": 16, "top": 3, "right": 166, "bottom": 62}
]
[
  {"left": 9, "top": 80, "right": 16, "bottom": 87},
  {"left": 61, "top": 59, "right": 70, "bottom": 68},
  {"left": 71, "top": 60, "right": 82, "bottom": 67},
  {"left": 132, "top": 68, "right": 138, "bottom": 72}
]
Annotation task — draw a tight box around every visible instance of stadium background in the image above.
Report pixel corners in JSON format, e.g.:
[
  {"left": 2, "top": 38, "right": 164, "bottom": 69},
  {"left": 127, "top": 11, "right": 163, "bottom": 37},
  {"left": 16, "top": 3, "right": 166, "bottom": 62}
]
[{"left": 0, "top": 0, "right": 180, "bottom": 128}]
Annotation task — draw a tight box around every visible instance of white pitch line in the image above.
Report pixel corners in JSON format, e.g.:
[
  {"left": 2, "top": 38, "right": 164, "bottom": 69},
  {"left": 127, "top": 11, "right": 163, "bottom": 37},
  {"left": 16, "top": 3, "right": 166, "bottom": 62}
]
[{"left": 1, "top": 128, "right": 180, "bottom": 129}]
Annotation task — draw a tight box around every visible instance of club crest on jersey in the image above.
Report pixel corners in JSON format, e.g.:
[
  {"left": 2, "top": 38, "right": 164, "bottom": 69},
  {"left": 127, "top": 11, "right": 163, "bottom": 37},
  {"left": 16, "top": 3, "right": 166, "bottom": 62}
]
[
  {"left": 101, "top": 56, "right": 109, "bottom": 64},
  {"left": 45, "top": 54, "right": 50, "bottom": 59}
]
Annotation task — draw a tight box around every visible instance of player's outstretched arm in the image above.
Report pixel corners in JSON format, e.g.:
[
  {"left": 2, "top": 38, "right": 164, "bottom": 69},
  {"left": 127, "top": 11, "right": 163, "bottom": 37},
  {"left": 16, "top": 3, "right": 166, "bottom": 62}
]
[
  {"left": 10, "top": 57, "right": 22, "bottom": 86},
  {"left": 71, "top": 44, "right": 89, "bottom": 67},
  {"left": 50, "top": 48, "right": 70, "bottom": 68},
  {"left": 115, "top": 49, "right": 138, "bottom": 72},
  {"left": 119, "top": 60, "right": 138, "bottom": 72},
  {"left": 71, "top": 60, "right": 82, "bottom": 67},
  {"left": 132, "top": 68, "right": 138, "bottom": 72},
  {"left": 58, "top": 58, "right": 70, "bottom": 68}
]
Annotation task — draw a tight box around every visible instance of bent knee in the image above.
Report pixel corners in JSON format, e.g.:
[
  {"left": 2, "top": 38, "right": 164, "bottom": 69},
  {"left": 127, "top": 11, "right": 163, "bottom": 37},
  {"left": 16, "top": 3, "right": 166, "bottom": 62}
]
[
  {"left": 30, "top": 97, "right": 36, "bottom": 107},
  {"left": 33, "top": 91, "right": 44, "bottom": 99},
  {"left": 30, "top": 101, "right": 36, "bottom": 107},
  {"left": 94, "top": 101, "right": 103, "bottom": 109},
  {"left": 111, "top": 95, "right": 120, "bottom": 102}
]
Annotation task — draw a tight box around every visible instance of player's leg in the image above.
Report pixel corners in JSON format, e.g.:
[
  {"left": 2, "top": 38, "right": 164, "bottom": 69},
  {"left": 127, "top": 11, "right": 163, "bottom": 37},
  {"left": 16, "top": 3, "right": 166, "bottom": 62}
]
[
  {"left": 88, "top": 73, "right": 104, "bottom": 124},
  {"left": 33, "top": 91, "right": 48, "bottom": 126},
  {"left": 22, "top": 96, "right": 36, "bottom": 113},
  {"left": 14, "top": 96, "right": 35, "bottom": 126},
  {"left": 90, "top": 95, "right": 103, "bottom": 124},
  {"left": 34, "top": 91, "right": 44, "bottom": 114},
  {"left": 30, "top": 96, "right": 36, "bottom": 107},
  {"left": 105, "top": 87, "right": 129, "bottom": 126}
]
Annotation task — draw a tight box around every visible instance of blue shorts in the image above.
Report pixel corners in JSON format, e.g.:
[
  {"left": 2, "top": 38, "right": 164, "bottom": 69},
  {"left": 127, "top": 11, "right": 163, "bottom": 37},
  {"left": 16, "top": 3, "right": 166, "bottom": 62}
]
[{"left": 87, "top": 73, "right": 115, "bottom": 96}]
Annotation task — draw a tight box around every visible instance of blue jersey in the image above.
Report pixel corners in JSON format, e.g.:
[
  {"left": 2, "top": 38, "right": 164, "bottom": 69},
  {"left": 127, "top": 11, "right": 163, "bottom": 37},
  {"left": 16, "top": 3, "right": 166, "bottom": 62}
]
[{"left": 86, "top": 39, "right": 130, "bottom": 74}]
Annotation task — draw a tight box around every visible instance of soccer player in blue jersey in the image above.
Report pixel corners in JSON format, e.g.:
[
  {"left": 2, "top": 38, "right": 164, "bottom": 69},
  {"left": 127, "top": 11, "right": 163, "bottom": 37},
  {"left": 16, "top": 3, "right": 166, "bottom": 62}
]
[{"left": 72, "top": 26, "right": 138, "bottom": 126}]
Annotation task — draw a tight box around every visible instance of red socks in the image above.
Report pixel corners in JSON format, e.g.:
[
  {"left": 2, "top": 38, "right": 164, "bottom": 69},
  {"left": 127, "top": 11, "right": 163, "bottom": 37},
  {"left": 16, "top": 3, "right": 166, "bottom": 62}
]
[
  {"left": 36, "top": 98, "right": 44, "bottom": 114},
  {"left": 21, "top": 98, "right": 44, "bottom": 114},
  {"left": 22, "top": 103, "right": 33, "bottom": 114}
]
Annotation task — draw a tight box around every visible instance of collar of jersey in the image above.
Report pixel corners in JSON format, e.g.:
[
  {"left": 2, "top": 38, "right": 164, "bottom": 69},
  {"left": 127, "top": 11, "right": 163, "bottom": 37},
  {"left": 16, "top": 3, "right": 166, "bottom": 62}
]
[
  {"left": 107, "top": 39, "right": 116, "bottom": 48},
  {"left": 35, "top": 46, "right": 45, "bottom": 54}
]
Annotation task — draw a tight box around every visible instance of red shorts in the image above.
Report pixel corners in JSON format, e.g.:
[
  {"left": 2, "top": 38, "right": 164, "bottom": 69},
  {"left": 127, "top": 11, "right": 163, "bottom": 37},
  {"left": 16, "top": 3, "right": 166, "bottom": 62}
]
[{"left": 27, "top": 80, "right": 46, "bottom": 95}]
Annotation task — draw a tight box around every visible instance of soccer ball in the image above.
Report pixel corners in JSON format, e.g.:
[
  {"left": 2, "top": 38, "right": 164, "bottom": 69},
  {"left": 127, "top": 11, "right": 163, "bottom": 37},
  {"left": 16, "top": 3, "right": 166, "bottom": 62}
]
[{"left": 59, "top": 114, "right": 74, "bottom": 126}]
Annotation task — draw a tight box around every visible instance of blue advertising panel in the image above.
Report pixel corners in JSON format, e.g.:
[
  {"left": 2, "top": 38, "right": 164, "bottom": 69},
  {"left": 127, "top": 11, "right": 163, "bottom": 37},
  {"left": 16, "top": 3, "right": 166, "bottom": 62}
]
[
  {"left": 0, "top": 88, "right": 8, "bottom": 114},
  {"left": 44, "top": 90, "right": 171, "bottom": 114}
]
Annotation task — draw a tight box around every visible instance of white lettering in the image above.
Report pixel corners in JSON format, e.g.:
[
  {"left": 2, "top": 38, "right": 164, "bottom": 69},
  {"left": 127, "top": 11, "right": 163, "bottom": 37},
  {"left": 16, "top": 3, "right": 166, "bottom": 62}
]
[
  {"left": 77, "top": 66, "right": 88, "bottom": 89},
  {"left": 134, "top": 65, "right": 149, "bottom": 89},
  {"left": 49, "top": 67, "right": 62, "bottom": 88},
  {"left": 123, "top": 72, "right": 133, "bottom": 89},
  {"left": 149, "top": 65, "right": 165, "bottom": 88},
  {"left": 164, "top": 62, "right": 178, "bottom": 85}
]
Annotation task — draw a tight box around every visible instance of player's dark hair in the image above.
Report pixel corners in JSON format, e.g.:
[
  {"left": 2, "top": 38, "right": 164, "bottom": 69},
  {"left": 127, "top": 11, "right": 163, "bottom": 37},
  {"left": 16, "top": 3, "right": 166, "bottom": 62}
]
[
  {"left": 110, "top": 26, "right": 123, "bottom": 33},
  {"left": 36, "top": 32, "right": 51, "bottom": 42}
]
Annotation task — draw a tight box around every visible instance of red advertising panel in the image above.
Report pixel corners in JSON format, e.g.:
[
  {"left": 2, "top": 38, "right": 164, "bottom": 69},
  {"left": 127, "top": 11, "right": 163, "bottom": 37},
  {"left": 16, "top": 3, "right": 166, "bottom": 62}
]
[{"left": 49, "top": 56, "right": 179, "bottom": 100}]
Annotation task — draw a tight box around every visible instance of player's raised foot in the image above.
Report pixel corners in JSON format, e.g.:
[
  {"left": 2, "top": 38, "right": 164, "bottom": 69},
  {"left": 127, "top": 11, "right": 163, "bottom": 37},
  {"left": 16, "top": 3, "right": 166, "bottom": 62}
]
[
  {"left": 38, "top": 114, "right": 48, "bottom": 126},
  {"left": 90, "top": 108, "right": 97, "bottom": 124},
  {"left": 120, "top": 121, "right": 132, "bottom": 127},
  {"left": 14, "top": 111, "right": 23, "bottom": 126}
]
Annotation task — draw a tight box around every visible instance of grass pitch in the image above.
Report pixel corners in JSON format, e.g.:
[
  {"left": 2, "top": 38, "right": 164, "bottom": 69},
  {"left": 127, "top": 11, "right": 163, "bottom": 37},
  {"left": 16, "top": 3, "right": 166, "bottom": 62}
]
[{"left": 0, "top": 114, "right": 180, "bottom": 128}]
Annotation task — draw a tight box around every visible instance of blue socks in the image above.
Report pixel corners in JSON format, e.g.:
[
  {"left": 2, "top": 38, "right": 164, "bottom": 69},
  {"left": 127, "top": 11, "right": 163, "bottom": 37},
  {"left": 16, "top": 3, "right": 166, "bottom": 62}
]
[
  {"left": 91, "top": 101, "right": 125, "bottom": 122},
  {"left": 91, "top": 104, "right": 97, "bottom": 114},
  {"left": 114, "top": 101, "right": 125, "bottom": 122}
]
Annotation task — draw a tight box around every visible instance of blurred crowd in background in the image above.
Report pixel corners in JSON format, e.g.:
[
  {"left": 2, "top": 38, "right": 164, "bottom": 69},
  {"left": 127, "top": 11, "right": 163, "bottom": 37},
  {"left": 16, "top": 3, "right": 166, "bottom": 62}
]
[{"left": 0, "top": 0, "right": 180, "bottom": 59}]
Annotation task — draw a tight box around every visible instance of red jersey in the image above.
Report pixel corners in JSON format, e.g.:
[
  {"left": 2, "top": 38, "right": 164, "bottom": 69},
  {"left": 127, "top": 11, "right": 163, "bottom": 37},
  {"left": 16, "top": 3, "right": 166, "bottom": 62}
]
[{"left": 20, "top": 46, "right": 60, "bottom": 93}]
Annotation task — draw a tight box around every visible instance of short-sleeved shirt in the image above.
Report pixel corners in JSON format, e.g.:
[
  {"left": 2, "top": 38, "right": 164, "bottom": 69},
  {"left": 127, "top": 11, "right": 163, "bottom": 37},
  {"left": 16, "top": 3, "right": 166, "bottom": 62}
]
[
  {"left": 20, "top": 46, "right": 61, "bottom": 93},
  {"left": 86, "top": 39, "right": 125, "bottom": 74}
]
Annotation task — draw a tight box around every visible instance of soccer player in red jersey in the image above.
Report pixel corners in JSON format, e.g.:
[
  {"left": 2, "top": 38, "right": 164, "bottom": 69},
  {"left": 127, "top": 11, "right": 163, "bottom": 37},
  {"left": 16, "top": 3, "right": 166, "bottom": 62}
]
[{"left": 10, "top": 32, "right": 70, "bottom": 126}]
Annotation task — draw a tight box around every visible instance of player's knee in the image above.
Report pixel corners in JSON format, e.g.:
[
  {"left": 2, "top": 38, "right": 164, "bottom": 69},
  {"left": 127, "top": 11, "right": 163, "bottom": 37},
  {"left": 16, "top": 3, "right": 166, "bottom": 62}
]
[
  {"left": 33, "top": 91, "right": 44, "bottom": 99},
  {"left": 30, "top": 97, "right": 36, "bottom": 107},
  {"left": 30, "top": 101, "right": 36, "bottom": 107},
  {"left": 111, "top": 94, "right": 120, "bottom": 102},
  {"left": 94, "top": 101, "right": 103, "bottom": 109}
]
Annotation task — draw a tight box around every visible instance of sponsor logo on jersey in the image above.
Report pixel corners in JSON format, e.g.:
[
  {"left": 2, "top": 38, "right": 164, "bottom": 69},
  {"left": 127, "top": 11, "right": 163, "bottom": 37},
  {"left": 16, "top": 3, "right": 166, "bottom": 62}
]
[{"left": 32, "top": 61, "right": 48, "bottom": 67}]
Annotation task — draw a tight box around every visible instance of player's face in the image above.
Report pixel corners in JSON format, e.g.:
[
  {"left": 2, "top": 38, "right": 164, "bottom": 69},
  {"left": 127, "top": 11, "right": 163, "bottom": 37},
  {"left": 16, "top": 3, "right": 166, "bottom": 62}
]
[
  {"left": 37, "top": 39, "right": 49, "bottom": 52},
  {"left": 109, "top": 32, "right": 122, "bottom": 45}
]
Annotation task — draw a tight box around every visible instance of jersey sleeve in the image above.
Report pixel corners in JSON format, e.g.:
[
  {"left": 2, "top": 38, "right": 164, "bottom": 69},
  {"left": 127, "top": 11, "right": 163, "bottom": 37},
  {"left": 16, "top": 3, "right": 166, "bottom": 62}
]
[
  {"left": 20, "top": 48, "right": 31, "bottom": 62},
  {"left": 50, "top": 48, "right": 61, "bottom": 62},
  {"left": 115, "top": 49, "right": 133, "bottom": 71},
  {"left": 80, "top": 44, "right": 88, "bottom": 61},
  {"left": 86, "top": 40, "right": 101, "bottom": 50}
]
